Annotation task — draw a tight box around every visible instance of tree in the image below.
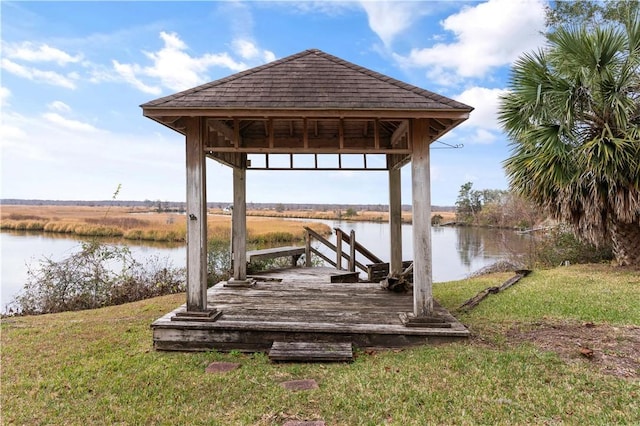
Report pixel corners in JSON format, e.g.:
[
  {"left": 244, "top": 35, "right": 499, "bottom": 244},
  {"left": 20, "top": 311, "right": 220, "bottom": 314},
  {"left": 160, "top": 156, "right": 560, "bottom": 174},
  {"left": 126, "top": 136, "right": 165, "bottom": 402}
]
[
  {"left": 455, "top": 182, "right": 482, "bottom": 224},
  {"left": 499, "top": 13, "right": 640, "bottom": 265},
  {"left": 545, "top": 0, "right": 638, "bottom": 30}
]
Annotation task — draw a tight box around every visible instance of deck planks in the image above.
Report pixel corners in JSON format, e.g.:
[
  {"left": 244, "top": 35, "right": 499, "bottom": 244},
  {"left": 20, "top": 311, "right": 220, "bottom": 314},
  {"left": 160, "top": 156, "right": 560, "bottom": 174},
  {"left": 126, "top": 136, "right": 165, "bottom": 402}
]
[
  {"left": 152, "top": 267, "right": 469, "bottom": 352},
  {"left": 269, "top": 341, "right": 353, "bottom": 362}
]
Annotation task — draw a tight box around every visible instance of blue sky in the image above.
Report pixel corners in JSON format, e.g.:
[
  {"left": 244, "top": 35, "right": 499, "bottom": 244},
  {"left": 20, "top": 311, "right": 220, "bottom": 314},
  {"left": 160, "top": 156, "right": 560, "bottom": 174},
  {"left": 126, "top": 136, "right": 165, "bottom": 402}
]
[{"left": 1, "top": 0, "right": 548, "bottom": 205}]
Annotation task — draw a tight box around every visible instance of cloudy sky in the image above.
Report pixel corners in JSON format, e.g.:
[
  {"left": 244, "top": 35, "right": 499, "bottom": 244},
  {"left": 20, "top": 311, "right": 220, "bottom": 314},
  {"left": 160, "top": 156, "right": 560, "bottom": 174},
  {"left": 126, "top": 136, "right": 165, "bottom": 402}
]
[{"left": 1, "top": 0, "right": 548, "bottom": 206}]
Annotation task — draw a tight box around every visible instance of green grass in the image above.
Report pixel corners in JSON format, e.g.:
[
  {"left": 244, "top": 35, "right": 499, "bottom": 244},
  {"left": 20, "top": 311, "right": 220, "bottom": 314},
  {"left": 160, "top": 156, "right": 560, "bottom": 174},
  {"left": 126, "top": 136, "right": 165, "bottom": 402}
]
[{"left": 2, "top": 264, "right": 639, "bottom": 425}]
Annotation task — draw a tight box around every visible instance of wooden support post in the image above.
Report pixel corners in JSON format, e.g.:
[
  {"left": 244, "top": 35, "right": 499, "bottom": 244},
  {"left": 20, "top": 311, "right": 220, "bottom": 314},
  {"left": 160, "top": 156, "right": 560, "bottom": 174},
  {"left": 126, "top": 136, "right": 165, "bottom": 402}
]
[
  {"left": 349, "top": 230, "right": 356, "bottom": 272},
  {"left": 389, "top": 167, "right": 402, "bottom": 277},
  {"left": 410, "top": 119, "right": 433, "bottom": 317},
  {"left": 177, "top": 117, "right": 220, "bottom": 321},
  {"left": 336, "top": 229, "right": 343, "bottom": 270},
  {"left": 228, "top": 164, "right": 251, "bottom": 286}
]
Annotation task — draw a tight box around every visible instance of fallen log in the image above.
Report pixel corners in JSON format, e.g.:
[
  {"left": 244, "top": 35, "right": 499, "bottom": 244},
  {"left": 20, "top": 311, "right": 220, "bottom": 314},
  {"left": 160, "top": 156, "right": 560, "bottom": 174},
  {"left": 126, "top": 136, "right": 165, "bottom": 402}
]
[{"left": 458, "top": 269, "right": 532, "bottom": 312}]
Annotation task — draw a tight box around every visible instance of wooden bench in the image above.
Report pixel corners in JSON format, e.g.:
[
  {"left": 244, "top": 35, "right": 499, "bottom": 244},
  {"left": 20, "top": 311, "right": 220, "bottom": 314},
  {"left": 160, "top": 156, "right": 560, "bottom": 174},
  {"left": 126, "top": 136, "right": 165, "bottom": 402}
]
[{"left": 246, "top": 246, "right": 306, "bottom": 268}]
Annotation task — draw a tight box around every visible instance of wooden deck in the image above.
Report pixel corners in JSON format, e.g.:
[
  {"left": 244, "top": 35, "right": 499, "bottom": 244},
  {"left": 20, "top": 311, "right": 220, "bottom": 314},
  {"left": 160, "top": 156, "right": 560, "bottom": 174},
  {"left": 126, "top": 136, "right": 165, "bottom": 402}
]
[{"left": 152, "top": 267, "right": 469, "bottom": 352}]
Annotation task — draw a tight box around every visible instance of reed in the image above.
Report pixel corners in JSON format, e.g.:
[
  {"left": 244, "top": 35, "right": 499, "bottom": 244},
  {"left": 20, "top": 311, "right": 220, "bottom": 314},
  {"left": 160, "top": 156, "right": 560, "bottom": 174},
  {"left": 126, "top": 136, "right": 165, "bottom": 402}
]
[{"left": 1, "top": 205, "right": 331, "bottom": 243}]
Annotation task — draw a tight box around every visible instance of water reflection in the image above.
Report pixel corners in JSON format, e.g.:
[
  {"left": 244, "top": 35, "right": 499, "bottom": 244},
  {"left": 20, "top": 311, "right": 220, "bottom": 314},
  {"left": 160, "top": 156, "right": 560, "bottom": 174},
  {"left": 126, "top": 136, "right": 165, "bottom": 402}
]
[{"left": 305, "top": 219, "right": 528, "bottom": 282}]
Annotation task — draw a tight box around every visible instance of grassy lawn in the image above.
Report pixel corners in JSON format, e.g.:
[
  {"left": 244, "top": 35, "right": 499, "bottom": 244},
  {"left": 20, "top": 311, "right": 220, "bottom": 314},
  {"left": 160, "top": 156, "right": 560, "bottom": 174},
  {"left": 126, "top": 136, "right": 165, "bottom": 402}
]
[{"left": 2, "top": 264, "right": 638, "bottom": 425}]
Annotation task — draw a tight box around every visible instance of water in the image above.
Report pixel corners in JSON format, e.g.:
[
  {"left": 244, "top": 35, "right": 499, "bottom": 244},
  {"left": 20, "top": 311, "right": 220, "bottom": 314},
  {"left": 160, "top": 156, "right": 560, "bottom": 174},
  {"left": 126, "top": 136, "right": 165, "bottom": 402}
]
[
  {"left": 0, "top": 231, "right": 185, "bottom": 313},
  {"left": 1, "top": 223, "right": 528, "bottom": 312},
  {"left": 308, "top": 219, "right": 528, "bottom": 282}
]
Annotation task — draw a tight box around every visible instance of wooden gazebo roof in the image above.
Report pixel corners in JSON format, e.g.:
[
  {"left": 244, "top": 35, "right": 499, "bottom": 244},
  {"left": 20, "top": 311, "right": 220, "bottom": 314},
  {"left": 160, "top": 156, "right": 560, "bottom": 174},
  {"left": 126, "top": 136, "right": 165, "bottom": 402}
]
[{"left": 141, "top": 49, "right": 472, "bottom": 171}]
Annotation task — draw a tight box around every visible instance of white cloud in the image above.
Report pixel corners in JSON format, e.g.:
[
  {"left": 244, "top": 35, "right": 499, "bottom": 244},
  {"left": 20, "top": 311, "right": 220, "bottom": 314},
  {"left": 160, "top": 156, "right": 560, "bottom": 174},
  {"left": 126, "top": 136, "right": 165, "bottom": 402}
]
[
  {"left": 232, "top": 39, "right": 276, "bottom": 63},
  {"left": 469, "top": 128, "right": 498, "bottom": 144},
  {"left": 0, "top": 87, "right": 11, "bottom": 107},
  {"left": 47, "top": 101, "right": 72, "bottom": 113},
  {"left": 1, "top": 107, "right": 186, "bottom": 200},
  {"left": 111, "top": 32, "right": 277, "bottom": 94},
  {"left": 359, "top": 1, "right": 426, "bottom": 46},
  {"left": 397, "top": 0, "right": 546, "bottom": 80},
  {"left": 456, "top": 86, "right": 509, "bottom": 131},
  {"left": 42, "top": 112, "right": 100, "bottom": 133},
  {"left": 112, "top": 61, "right": 162, "bottom": 95},
  {"left": 3, "top": 42, "right": 82, "bottom": 65},
  {"left": 0, "top": 123, "right": 27, "bottom": 142},
  {"left": 1, "top": 58, "right": 78, "bottom": 89}
]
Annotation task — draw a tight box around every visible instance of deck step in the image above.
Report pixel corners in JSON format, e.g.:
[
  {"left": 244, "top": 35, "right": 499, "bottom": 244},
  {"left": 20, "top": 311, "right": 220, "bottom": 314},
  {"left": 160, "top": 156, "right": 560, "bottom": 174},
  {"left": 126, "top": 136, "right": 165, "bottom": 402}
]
[{"left": 269, "top": 341, "right": 353, "bottom": 362}]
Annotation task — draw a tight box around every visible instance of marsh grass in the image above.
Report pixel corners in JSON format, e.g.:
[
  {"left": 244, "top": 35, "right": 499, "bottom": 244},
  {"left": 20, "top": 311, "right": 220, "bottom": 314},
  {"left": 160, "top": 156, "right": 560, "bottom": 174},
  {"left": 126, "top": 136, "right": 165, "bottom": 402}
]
[
  {"left": 1, "top": 205, "right": 331, "bottom": 243},
  {"left": 2, "top": 264, "right": 638, "bottom": 425}
]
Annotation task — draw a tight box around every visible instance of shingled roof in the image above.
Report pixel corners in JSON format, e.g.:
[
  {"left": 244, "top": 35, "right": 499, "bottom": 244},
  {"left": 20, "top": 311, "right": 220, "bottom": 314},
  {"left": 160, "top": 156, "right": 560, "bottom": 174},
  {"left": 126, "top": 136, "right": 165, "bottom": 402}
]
[{"left": 141, "top": 49, "right": 472, "bottom": 112}]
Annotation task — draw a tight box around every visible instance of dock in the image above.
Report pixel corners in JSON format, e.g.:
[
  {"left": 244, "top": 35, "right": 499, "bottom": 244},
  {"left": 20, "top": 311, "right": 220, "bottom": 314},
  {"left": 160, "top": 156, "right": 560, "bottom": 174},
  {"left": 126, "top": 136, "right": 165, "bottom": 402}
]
[{"left": 151, "top": 267, "right": 469, "bottom": 353}]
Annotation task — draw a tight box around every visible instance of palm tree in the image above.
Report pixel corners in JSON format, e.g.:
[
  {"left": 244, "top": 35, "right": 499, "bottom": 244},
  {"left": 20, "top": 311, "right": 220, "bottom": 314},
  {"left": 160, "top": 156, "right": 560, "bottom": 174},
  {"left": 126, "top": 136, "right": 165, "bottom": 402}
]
[{"left": 499, "top": 14, "right": 640, "bottom": 266}]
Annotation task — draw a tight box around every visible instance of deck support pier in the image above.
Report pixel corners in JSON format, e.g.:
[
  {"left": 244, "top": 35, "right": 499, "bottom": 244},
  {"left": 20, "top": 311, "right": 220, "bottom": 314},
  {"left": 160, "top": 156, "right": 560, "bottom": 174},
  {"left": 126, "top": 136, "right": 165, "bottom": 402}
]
[
  {"left": 179, "top": 117, "right": 220, "bottom": 321},
  {"left": 388, "top": 166, "right": 403, "bottom": 277},
  {"left": 410, "top": 119, "right": 434, "bottom": 318}
]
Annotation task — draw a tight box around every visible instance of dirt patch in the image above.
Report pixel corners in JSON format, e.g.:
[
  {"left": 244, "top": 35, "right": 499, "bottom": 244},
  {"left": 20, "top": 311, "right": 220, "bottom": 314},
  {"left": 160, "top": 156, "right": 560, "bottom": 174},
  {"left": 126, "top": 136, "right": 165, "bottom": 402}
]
[{"left": 506, "top": 321, "right": 640, "bottom": 379}]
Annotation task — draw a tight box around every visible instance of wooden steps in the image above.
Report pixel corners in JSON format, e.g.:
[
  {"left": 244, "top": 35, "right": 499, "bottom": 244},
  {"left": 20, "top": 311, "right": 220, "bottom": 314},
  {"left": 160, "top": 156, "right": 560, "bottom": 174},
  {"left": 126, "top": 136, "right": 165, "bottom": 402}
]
[{"left": 269, "top": 341, "right": 353, "bottom": 362}]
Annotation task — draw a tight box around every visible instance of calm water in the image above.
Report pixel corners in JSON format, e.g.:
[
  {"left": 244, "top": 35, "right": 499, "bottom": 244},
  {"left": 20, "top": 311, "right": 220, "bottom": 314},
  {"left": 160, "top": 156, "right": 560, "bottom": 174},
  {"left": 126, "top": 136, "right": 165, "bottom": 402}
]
[{"left": 1, "top": 222, "right": 529, "bottom": 312}]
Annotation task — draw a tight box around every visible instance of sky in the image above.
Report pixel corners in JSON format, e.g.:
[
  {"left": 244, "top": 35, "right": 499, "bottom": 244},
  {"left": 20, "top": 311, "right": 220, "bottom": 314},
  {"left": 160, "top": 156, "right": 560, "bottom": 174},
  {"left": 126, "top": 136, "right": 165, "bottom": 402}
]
[{"left": 0, "top": 0, "right": 549, "bottom": 206}]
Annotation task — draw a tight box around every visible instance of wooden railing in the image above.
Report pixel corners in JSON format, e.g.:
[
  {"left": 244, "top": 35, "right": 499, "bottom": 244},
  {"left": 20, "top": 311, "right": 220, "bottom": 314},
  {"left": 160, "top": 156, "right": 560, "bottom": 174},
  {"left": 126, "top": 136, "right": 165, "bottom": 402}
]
[{"left": 303, "top": 226, "right": 383, "bottom": 274}]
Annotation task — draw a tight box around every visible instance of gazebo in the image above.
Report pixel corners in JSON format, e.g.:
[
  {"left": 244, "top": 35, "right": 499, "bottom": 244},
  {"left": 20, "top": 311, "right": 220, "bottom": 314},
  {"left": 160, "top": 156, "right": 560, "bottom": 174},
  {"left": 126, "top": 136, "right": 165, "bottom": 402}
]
[{"left": 142, "top": 49, "right": 473, "bottom": 355}]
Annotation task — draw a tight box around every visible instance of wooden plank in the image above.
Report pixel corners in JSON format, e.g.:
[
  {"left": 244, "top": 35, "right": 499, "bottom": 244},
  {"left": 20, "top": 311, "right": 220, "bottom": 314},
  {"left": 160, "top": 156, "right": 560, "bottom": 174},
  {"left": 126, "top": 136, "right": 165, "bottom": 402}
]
[
  {"left": 201, "top": 146, "right": 412, "bottom": 154},
  {"left": 269, "top": 341, "right": 353, "bottom": 362},
  {"left": 246, "top": 246, "right": 305, "bottom": 263}
]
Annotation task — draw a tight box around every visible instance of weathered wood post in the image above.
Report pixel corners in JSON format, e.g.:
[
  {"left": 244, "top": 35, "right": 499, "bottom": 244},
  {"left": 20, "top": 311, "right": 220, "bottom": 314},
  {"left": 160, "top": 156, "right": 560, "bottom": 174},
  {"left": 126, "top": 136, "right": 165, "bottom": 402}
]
[
  {"left": 305, "top": 229, "right": 312, "bottom": 267},
  {"left": 409, "top": 119, "right": 433, "bottom": 318},
  {"left": 336, "top": 228, "right": 343, "bottom": 270},
  {"left": 388, "top": 166, "right": 403, "bottom": 276},
  {"left": 349, "top": 229, "right": 356, "bottom": 272},
  {"left": 227, "top": 164, "right": 252, "bottom": 286},
  {"left": 172, "top": 117, "right": 220, "bottom": 321},
  {"left": 184, "top": 117, "right": 208, "bottom": 312}
]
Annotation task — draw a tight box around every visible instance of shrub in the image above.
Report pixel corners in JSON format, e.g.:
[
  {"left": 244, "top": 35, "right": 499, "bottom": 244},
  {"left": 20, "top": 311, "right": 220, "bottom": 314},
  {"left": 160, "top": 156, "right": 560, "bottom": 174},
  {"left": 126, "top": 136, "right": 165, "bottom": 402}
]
[
  {"left": 514, "top": 226, "right": 614, "bottom": 268},
  {"left": 207, "top": 240, "right": 231, "bottom": 285},
  {"left": 10, "top": 241, "right": 185, "bottom": 315}
]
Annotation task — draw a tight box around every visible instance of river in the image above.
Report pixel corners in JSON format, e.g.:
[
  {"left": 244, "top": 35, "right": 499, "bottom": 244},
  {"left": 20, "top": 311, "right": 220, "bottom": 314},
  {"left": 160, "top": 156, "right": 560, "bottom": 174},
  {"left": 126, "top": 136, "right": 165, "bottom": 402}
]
[{"left": 1, "top": 220, "right": 529, "bottom": 312}]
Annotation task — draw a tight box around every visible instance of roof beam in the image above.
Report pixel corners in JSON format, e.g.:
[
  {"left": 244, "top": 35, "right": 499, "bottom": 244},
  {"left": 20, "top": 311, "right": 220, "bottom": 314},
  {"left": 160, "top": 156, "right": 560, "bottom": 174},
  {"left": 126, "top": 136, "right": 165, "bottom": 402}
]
[
  {"left": 207, "top": 119, "right": 237, "bottom": 145},
  {"left": 390, "top": 120, "right": 408, "bottom": 146}
]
